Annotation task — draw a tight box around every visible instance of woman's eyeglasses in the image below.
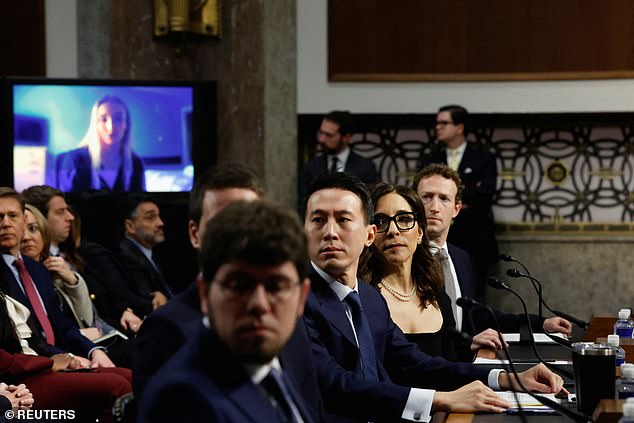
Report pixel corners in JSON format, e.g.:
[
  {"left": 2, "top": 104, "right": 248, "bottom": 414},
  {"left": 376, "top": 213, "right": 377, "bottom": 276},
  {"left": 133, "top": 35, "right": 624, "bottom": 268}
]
[{"left": 374, "top": 212, "right": 417, "bottom": 233}]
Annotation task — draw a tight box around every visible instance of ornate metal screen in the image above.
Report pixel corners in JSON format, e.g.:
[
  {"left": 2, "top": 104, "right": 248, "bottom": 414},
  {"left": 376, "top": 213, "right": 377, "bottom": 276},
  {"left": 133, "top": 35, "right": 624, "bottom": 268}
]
[{"left": 298, "top": 113, "right": 634, "bottom": 232}]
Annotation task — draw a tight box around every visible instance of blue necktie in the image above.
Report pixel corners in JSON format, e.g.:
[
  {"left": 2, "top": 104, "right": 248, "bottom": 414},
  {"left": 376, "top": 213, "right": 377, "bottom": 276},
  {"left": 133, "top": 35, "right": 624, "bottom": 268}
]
[
  {"left": 261, "top": 367, "right": 299, "bottom": 423},
  {"left": 344, "top": 291, "right": 379, "bottom": 382}
]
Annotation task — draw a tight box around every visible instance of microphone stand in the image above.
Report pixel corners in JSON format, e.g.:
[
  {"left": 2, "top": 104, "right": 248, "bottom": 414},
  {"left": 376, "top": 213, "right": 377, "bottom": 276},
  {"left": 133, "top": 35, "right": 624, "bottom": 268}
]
[
  {"left": 506, "top": 268, "right": 589, "bottom": 330},
  {"left": 487, "top": 278, "right": 574, "bottom": 380},
  {"left": 499, "top": 254, "right": 532, "bottom": 276},
  {"left": 458, "top": 296, "right": 588, "bottom": 423}
]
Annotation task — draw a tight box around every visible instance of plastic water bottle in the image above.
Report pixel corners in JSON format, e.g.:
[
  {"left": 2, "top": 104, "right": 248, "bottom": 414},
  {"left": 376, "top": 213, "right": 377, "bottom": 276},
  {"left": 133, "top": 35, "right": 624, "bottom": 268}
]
[
  {"left": 615, "top": 309, "right": 634, "bottom": 338},
  {"left": 609, "top": 335, "right": 627, "bottom": 366},
  {"left": 619, "top": 401, "right": 634, "bottom": 422},
  {"left": 617, "top": 365, "right": 634, "bottom": 399}
]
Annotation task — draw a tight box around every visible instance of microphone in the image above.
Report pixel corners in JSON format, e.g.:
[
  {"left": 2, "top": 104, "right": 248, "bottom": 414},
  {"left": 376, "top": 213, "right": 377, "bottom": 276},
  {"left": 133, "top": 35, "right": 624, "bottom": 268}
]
[
  {"left": 458, "top": 296, "right": 587, "bottom": 422},
  {"left": 487, "top": 278, "right": 574, "bottom": 379},
  {"left": 506, "top": 268, "right": 589, "bottom": 329},
  {"left": 499, "top": 253, "right": 531, "bottom": 275}
]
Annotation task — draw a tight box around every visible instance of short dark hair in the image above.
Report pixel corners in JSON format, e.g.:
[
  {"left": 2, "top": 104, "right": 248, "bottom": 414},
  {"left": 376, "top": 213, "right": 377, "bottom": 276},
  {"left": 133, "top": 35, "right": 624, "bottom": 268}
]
[
  {"left": 412, "top": 163, "right": 465, "bottom": 203},
  {"left": 359, "top": 183, "right": 443, "bottom": 308},
  {"left": 21, "top": 185, "right": 65, "bottom": 216},
  {"left": 189, "top": 163, "right": 266, "bottom": 224},
  {"left": 122, "top": 194, "right": 158, "bottom": 221},
  {"left": 323, "top": 110, "right": 354, "bottom": 136},
  {"left": 302, "top": 172, "right": 373, "bottom": 224},
  {"left": 0, "top": 187, "right": 24, "bottom": 211},
  {"left": 438, "top": 104, "right": 469, "bottom": 128},
  {"left": 199, "top": 200, "right": 308, "bottom": 285}
]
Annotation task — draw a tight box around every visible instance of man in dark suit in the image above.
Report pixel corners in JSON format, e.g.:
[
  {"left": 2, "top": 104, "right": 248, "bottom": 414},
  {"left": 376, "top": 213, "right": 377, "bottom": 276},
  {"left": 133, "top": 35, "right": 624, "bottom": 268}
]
[
  {"left": 133, "top": 164, "right": 323, "bottom": 420},
  {"left": 119, "top": 195, "right": 172, "bottom": 309},
  {"left": 138, "top": 200, "right": 317, "bottom": 423},
  {"left": 414, "top": 164, "right": 572, "bottom": 352},
  {"left": 0, "top": 187, "right": 114, "bottom": 367},
  {"left": 302, "top": 172, "right": 565, "bottom": 422},
  {"left": 418, "top": 105, "right": 498, "bottom": 298},
  {"left": 298, "top": 110, "right": 378, "bottom": 204}
]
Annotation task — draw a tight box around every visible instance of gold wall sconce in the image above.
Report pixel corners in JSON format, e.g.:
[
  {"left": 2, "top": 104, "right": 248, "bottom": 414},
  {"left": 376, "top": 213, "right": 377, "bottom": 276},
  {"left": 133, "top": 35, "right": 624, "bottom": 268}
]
[{"left": 154, "top": 0, "right": 221, "bottom": 39}]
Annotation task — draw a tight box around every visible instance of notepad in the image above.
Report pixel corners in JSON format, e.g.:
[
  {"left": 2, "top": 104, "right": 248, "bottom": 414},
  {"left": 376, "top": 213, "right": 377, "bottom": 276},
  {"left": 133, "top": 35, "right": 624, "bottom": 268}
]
[
  {"left": 502, "top": 333, "right": 567, "bottom": 344},
  {"left": 496, "top": 391, "right": 560, "bottom": 413}
]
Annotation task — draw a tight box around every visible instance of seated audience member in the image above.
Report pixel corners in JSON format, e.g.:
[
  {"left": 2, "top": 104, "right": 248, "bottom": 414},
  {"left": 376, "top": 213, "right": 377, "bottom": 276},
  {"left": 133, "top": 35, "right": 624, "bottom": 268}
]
[
  {"left": 20, "top": 205, "right": 134, "bottom": 367},
  {"left": 0, "top": 272, "right": 130, "bottom": 421},
  {"left": 0, "top": 187, "right": 115, "bottom": 368},
  {"left": 301, "top": 173, "right": 565, "bottom": 422},
  {"left": 118, "top": 195, "right": 172, "bottom": 310},
  {"left": 138, "top": 200, "right": 317, "bottom": 423},
  {"left": 359, "top": 183, "right": 459, "bottom": 360},
  {"left": 298, "top": 110, "right": 379, "bottom": 204},
  {"left": 0, "top": 383, "right": 33, "bottom": 412},
  {"left": 413, "top": 164, "right": 572, "bottom": 344}
]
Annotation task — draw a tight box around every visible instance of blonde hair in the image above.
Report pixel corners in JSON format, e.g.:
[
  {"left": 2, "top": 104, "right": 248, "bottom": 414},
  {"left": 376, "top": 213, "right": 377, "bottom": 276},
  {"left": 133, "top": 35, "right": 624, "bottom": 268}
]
[
  {"left": 78, "top": 95, "right": 134, "bottom": 190},
  {"left": 24, "top": 204, "right": 51, "bottom": 261}
]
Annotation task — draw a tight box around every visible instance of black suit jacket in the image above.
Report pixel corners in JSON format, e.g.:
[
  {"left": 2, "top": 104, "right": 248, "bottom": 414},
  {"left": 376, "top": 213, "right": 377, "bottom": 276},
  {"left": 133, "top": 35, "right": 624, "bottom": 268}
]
[
  {"left": 0, "top": 256, "right": 96, "bottom": 357},
  {"left": 137, "top": 325, "right": 317, "bottom": 423},
  {"left": 118, "top": 237, "right": 172, "bottom": 298},
  {"left": 303, "top": 268, "right": 489, "bottom": 422},
  {"left": 448, "top": 243, "right": 543, "bottom": 334},
  {"left": 298, "top": 150, "right": 379, "bottom": 204},
  {"left": 420, "top": 144, "right": 499, "bottom": 266},
  {"left": 132, "top": 282, "right": 324, "bottom": 421}
]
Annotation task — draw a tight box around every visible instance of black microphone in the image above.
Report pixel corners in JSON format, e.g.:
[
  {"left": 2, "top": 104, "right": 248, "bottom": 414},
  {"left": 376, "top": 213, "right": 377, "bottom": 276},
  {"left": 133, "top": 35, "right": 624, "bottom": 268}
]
[
  {"left": 499, "top": 253, "right": 531, "bottom": 275},
  {"left": 457, "top": 296, "right": 587, "bottom": 422},
  {"left": 487, "top": 278, "right": 574, "bottom": 378},
  {"left": 506, "top": 268, "right": 589, "bottom": 329}
]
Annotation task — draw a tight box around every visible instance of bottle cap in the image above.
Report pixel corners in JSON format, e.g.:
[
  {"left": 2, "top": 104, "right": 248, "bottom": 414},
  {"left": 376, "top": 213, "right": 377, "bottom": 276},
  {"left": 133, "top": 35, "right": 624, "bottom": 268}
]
[
  {"left": 608, "top": 334, "right": 620, "bottom": 346},
  {"left": 619, "top": 309, "right": 632, "bottom": 319},
  {"left": 623, "top": 401, "right": 634, "bottom": 417},
  {"left": 622, "top": 363, "right": 634, "bottom": 372},
  {"left": 624, "top": 367, "right": 634, "bottom": 378}
]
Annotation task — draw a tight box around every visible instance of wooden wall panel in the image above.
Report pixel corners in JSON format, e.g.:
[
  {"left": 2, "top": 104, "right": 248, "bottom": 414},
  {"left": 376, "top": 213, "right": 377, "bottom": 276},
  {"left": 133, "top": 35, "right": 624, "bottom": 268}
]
[
  {"left": 328, "top": 0, "right": 634, "bottom": 81},
  {"left": 1, "top": 0, "right": 46, "bottom": 76}
]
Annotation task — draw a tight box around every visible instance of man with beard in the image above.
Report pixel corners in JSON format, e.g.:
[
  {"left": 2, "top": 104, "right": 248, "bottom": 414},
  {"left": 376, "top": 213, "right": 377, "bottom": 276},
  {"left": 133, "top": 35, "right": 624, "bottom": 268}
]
[
  {"left": 298, "top": 110, "right": 378, "bottom": 204},
  {"left": 119, "top": 195, "right": 172, "bottom": 310}
]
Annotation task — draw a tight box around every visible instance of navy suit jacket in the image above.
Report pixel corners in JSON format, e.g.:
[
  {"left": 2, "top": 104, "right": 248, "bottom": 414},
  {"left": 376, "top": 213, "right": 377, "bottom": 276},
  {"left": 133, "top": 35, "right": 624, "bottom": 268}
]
[
  {"left": 133, "top": 282, "right": 324, "bottom": 421},
  {"left": 137, "top": 326, "right": 317, "bottom": 423},
  {"left": 298, "top": 150, "right": 379, "bottom": 204},
  {"left": 118, "top": 237, "right": 172, "bottom": 298},
  {"left": 448, "top": 244, "right": 543, "bottom": 334},
  {"left": 303, "top": 269, "right": 489, "bottom": 422},
  {"left": 0, "top": 256, "right": 96, "bottom": 357}
]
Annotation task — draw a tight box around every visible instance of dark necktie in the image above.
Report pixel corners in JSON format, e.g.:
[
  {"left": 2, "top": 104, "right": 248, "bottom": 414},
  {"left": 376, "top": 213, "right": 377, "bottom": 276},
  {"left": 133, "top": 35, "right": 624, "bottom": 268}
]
[
  {"left": 437, "top": 248, "right": 458, "bottom": 323},
  {"left": 344, "top": 291, "right": 379, "bottom": 382},
  {"left": 329, "top": 156, "right": 339, "bottom": 173},
  {"left": 13, "top": 258, "right": 56, "bottom": 344},
  {"left": 261, "top": 367, "right": 299, "bottom": 423}
]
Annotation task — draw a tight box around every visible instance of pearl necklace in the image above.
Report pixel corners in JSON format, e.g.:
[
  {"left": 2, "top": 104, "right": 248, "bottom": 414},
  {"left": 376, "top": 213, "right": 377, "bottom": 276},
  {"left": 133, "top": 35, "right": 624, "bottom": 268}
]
[{"left": 379, "top": 279, "right": 416, "bottom": 302}]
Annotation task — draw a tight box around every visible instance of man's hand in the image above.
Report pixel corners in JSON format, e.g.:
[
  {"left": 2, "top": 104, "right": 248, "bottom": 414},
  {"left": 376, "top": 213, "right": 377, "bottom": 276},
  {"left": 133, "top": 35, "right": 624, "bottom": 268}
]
[
  {"left": 120, "top": 309, "right": 142, "bottom": 333},
  {"left": 543, "top": 317, "right": 572, "bottom": 336},
  {"left": 90, "top": 349, "right": 115, "bottom": 368},
  {"left": 499, "top": 363, "right": 565, "bottom": 394},
  {"left": 0, "top": 383, "right": 34, "bottom": 410},
  {"left": 471, "top": 328, "right": 508, "bottom": 351},
  {"left": 433, "top": 381, "right": 511, "bottom": 413},
  {"left": 151, "top": 291, "right": 168, "bottom": 310}
]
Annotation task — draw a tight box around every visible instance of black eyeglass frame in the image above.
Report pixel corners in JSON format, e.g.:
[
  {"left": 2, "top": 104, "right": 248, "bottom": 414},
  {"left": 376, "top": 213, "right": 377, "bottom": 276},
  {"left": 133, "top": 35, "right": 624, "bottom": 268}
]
[{"left": 373, "top": 212, "right": 418, "bottom": 233}]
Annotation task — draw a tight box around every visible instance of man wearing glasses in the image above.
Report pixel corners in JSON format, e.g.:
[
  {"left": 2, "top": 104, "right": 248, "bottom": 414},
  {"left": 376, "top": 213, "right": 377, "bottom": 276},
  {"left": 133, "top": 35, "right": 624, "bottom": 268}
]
[
  {"left": 419, "top": 105, "right": 498, "bottom": 299},
  {"left": 298, "top": 110, "right": 378, "bottom": 205},
  {"left": 138, "top": 200, "right": 317, "bottom": 423}
]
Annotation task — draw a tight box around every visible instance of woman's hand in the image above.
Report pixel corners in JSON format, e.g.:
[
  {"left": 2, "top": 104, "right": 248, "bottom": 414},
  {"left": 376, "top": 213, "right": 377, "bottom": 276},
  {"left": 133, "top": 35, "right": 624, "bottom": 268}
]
[
  {"left": 42, "top": 256, "right": 77, "bottom": 285},
  {"left": 120, "top": 309, "right": 143, "bottom": 334},
  {"left": 50, "top": 353, "right": 82, "bottom": 372}
]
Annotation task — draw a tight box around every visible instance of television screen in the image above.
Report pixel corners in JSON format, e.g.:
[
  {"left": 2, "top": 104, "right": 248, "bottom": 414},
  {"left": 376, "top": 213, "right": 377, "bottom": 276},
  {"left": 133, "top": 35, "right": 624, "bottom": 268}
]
[{"left": 6, "top": 80, "right": 215, "bottom": 193}]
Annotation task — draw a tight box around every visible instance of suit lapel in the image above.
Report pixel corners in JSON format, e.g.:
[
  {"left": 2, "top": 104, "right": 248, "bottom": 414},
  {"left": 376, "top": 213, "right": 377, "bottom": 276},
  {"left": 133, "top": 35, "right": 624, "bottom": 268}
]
[{"left": 309, "top": 269, "right": 357, "bottom": 347}]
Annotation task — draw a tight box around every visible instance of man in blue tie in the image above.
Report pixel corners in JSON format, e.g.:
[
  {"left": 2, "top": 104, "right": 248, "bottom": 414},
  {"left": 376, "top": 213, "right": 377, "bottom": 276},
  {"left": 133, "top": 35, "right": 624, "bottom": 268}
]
[
  {"left": 138, "top": 200, "right": 317, "bottom": 423},
  {"left": 301, "top": 173, "right": 565, "bottom": 422}
]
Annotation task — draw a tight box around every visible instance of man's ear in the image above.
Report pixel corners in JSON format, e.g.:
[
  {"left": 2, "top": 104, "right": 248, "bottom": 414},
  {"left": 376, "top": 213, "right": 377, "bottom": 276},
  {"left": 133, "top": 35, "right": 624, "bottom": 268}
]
[
  {"left": 296, "top": 278, "right": 311, "bottom": 316},
  {"left": 365, "top": 224, "right": 377, "bottom": 247},
  {"left": 453, "top": 201, "right": 463, "bottom": 219},
  {"left": 188, "top": 220, "right": 200, "bottom": 249},
  {"left": 124, "top": 219, "right": 135, "bottom": 235},
  {"left": 196, "top": 274, "right": 209, "bottom": 315}
]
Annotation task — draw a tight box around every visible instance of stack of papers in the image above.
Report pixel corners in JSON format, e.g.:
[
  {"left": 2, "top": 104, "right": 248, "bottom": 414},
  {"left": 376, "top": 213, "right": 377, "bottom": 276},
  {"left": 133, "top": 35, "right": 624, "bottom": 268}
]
[
  {"left": 502, "top": 333, "right": 567, "bottom": 344},
  {"left": 496, "top": 391, "right": 560, "bottom": 413}
]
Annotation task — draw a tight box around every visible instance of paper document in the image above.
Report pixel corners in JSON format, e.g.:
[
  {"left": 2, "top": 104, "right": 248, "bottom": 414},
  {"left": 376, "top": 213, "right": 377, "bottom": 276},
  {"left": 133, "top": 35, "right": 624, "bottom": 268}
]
[
  {"left": 496, "top": 391, "right": 560, "bottom": 413},
  {"left": 503, "top": 333, "right": 567, "bottom": 344}
]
